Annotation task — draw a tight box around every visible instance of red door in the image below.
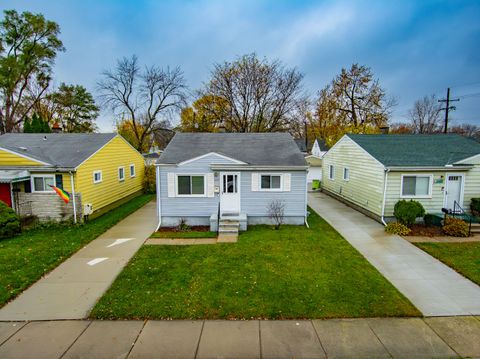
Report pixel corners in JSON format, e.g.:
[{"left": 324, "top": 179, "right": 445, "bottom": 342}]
[{"left": 0, "top": 183, "right": 12, "bottom": 207}]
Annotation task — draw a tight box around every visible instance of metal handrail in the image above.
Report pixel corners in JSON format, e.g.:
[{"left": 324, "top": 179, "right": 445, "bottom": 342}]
[{"left": 452, "top": 201, "right": 472, "bottom": 236}]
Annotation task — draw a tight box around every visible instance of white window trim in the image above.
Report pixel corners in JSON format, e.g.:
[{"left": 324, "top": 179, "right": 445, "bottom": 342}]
[
  {"left": 129, "top": 164, "right": 136, "bottom": 178},
  {"left": 259, "top": 173, "right": 283, "bottom": 192},
  {"left": 93, "top": 170, "right": 103, "bottom": 184},
  {"left": 175, "top": 174, "right": 207, "bottom": 197},
  {"left": 343, "top": 167, "right": 349, "bottom": 181},
  {"left": 329, "top": 165, "right": 335, "bottom": 180},
  {"left": 400, "top": 174, "right": 433, "bottom": 199},
  {"left": 31, "top": 175, "right": 56, "bottom": 193},
  {"left": 118, "top": 166, "right": 125, "bottom": 182}
]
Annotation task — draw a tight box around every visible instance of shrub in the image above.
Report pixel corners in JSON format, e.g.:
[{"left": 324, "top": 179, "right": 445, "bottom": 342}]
[
  {"left": 442, "top": 217, "right": 469, "bottom": 237},
  {"left": 177, "top": 218, "right": 191, "bottom": 232},
  {"left": 385, "top": 222, "right": 411, "bottom": 236},
  {"left": 267, "top": 199, "right": 286, "bottom": 230},
  {"left": 143, "top": 164, "right": 156, "bottom": 194},
  {"left": 424, "top": 213, "right": 442, "bottom": 227},
  {"left": 471, "top": 198, "right": 480, "bottom": 217},
  {"left": 393, "top": 200, "right": 425, "bottom": 226},
  {"left": 0, "top": 200, "right": 21, "bottom": 238}
]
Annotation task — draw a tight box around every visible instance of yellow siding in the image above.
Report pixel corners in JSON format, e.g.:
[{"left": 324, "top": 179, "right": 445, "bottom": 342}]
[
  {"left": 322, "top": 136, "right": 385, "bottom": 216},
  {"left": 384, "top": 167, "right": 478, "bottom": 216},
  {"left": 464, "top": 164, "right": 480, "bottom": 212},
  {"left": 0, "top": 149, "right": 43, "bottom": 166},
  {"left": 75, "top": 136, "right": 145, "bottom": 212}
]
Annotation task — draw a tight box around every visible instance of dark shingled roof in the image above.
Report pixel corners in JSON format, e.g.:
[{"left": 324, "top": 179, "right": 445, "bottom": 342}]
[
  {"left": 159, "top": 133, "right": 307, "bottom": 166},
  {"left": 0, "top": 133, "right": 117, "bottom": 168},
  {"left": 348, "top": 134, "right": 480, "bottom": 167}
]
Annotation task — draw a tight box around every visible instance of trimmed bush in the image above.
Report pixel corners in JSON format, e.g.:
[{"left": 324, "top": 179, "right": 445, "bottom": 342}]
[
  {"left": 385, "top": 222, "right": 411, "bottom": 236},
  {"left": 394, "top": 200, "right": 425, "bottom": 226},
  {"left": 471, "top": 198, "right": 480, "bottom": 217},
  {"left": 443, "top": 217, "right": 470, "bottom": 237},
  {"left": 143, "top": 164, "right": 156, "bottom": 194},
  {"left": 0, "top": 200, "right": 21, "bottom": 239}
]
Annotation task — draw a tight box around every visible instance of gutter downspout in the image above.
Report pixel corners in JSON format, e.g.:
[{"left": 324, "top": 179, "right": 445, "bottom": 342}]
[
  {"left": 304, "top": 169, "right": 309, "bottom": 228},
  {"left": 69, "top": 172, "right": 77, "bottom": 224},
  {"left": 155, "top": 165, "right": 161, "bottom": 231},
  {"left": 381, "top": 168, "right": 389, "bottom": 226}
]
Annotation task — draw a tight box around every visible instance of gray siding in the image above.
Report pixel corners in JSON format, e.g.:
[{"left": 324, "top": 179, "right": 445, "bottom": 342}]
[
  {"left": 240, "top": 171, "right": 306, "bottom": 217},
  {"left": 159, "top": 153, "right": 232, "bottom": 217},
  {"left": 158, "top": 153, "right": 307, "bottom": 221}
]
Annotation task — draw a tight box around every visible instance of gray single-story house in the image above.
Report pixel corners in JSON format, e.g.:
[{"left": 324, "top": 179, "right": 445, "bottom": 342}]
[
  {"left": 155, "top": 133, "right": 308, "bottom": 231},
  {"left": 322, "top": 134, "right": 480, "bottom": 223}
]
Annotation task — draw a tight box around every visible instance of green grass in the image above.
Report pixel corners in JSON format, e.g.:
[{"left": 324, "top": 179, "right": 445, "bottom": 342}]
[
  {"left": 0, "top": 194, "right": 154, "bottom": 307},
  {"left": 91, "top": 208, "right": 420, "bottom": 320},
  {"left": 151, "top": 231, "right": 217, "bottom": 239},
  {"left": 415, "top": 242, "right": 480, "bottom": 285}
]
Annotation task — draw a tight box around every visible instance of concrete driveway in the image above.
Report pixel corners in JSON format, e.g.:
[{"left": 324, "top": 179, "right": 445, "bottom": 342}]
[
  {"left": 308, "top": 192, "right": 480, "bottom": 316},
  {"left": 0, "top": 201, "right": 157, "bottom": 321}
]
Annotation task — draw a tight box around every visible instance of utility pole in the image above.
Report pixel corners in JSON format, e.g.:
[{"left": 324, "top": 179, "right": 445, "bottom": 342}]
[{"left": 438, "top": 88, "right": 459, "bottom": 133}]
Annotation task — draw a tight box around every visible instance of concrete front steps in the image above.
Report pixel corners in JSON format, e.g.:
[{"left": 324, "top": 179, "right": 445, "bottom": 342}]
[
  {"left": 218, "top": 217, "right": 239, "bottom": 243},
  {"left": 471, "top": 223, "right": 480, "bottom": 234}
]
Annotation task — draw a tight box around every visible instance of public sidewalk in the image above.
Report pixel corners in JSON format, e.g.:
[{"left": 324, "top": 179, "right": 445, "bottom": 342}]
[
  {"left": 0, "top": 201, "right": 157, "bottom": 321},
  {"left": 308, "top": 192, "right": 480, "bottom": 316},
  {"left": 1, "top": 317, "right": 479, "bottom": 358}
]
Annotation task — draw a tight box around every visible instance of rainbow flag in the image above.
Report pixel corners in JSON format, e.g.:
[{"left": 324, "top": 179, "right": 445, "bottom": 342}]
[{"left": 49, "top": 185, "right": 71, "bottom": 204}]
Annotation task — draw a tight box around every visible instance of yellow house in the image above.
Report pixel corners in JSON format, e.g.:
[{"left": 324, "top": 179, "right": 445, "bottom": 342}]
[{"left": 0, "top": 133, "right": 145, "bottom": 222}]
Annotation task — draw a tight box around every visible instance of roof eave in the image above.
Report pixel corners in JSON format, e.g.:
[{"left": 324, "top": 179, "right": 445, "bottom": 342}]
[{"left": 387, "top": 165, "right": 473, "bottom": 171}]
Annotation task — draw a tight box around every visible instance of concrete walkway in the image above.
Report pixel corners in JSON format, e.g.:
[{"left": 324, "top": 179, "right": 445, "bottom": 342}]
[
  {"left": 0, "top": 201, "right": 157, "bottom": 321},
  {"left": 1, "top": 317, "right": 480, "bottom": 358},
  {"left": 309, "top": 192, "right": 480, "bottom": 317}
]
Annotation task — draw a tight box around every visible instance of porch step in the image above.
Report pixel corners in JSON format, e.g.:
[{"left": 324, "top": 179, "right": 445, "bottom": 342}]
[
  {"left": 219, "top": 219, "right": 240, "bottom": 235},
  {"left": 471, "top": 223, "right": 480, "bottom": 234}
]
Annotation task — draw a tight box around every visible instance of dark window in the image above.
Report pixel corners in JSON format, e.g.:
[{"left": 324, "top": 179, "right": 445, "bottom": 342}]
[{"left": 55, "top": 174, "right": 63, "bottom": 189}]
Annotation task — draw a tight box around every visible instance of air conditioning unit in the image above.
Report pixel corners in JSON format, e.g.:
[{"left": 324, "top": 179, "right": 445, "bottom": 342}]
[{"left": 84, "top": 203, "right": 93, "bottom": 216}]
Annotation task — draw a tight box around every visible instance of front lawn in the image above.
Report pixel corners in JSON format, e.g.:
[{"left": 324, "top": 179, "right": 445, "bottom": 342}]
[
  {"left": 415, "top": 242, "right": 480, "bottom": 285},
  {"left": 91, "top": 208, "right": 420, "bottom": 319},
  {"left": 151, "top": 231, "right": 217, "bottom": 239},
  {"left": 0, "top": 194, "right": 154, "bottom": 307}
]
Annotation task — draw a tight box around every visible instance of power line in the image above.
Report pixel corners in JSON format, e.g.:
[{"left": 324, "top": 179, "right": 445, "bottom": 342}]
[
  {"left": 457, "top": 92, "right": 480, "bottom": 99},
  {"left": 438, "top": 88, "right": 459, "bottom": 133}
]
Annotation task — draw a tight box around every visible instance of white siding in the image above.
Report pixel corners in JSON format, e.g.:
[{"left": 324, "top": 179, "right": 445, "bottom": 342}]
[{"left": 321, "top": 136, "right": 385, "bottom": 216}]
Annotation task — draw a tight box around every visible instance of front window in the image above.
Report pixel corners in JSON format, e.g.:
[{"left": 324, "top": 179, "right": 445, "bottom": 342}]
[
  {"left": 118, "top": 167, "right": 125, "bottom": 181},
  {"left": 130, "top": 164, "right": 135, "bottom": 178},
  {"left": 260, "top": 175, "right": 281, "bottom": 190},
  {"left": 32, "top": 175, "right": 55, "bottom": 192},
  {"left": 401, "top": 175, "right": 431, "bottom": 197},
  {"left": 177, "top": 175, "right": 205, "bottom": 196}
]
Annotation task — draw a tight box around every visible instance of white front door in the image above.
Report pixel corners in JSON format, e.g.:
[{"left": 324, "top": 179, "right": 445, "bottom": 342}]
[
  {"left": 445, "top": 174, "right": 463, "bottom": 212},
  {"left": 220, "top": 172, "right": 240, "bottom": 215}
]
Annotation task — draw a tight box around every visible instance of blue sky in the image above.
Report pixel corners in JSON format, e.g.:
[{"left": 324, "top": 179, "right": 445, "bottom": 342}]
[{"left": 2, "top": 0, "right": 480, "bottom": 132}]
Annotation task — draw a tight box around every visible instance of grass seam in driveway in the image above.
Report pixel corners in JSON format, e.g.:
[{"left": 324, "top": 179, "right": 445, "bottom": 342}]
[
  {"left": 91, "top": 207, "right": 420, "bottom": 320},
  {"left": 0, "top": 194, "right": 154, "bottom": 307}
]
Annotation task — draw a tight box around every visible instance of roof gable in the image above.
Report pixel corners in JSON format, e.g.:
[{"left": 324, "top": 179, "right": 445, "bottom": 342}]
[
  {"left": 0, "top": 133, "right": 117, "bottom": 168},
  {"left": 159, "top": 133, "right": 307, "bottom": 166},
  {"left": 347, "top": 134, "right": 480, "bottom": 167}
]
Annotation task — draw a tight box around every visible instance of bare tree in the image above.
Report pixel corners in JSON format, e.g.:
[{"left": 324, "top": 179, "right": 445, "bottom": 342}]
[
  {"left": 201, "top": 53, "right": 306, "bottom": 132},
  {"left": 449, "top": 123, "right": 480, "bottom": 138},
  {"left": 408, "top": 94, "right": 442, "bottom": 134},
  {"left": 97, "top": 55, "right": 187, "bottom": 151},
  {"left": 267, "top": 200, "right": 286, "bottom": 230}
]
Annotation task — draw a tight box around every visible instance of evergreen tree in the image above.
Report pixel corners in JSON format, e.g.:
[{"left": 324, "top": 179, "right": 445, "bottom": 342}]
[{"left": 24, "top": 113, "right": 51, "bottom": 133}]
